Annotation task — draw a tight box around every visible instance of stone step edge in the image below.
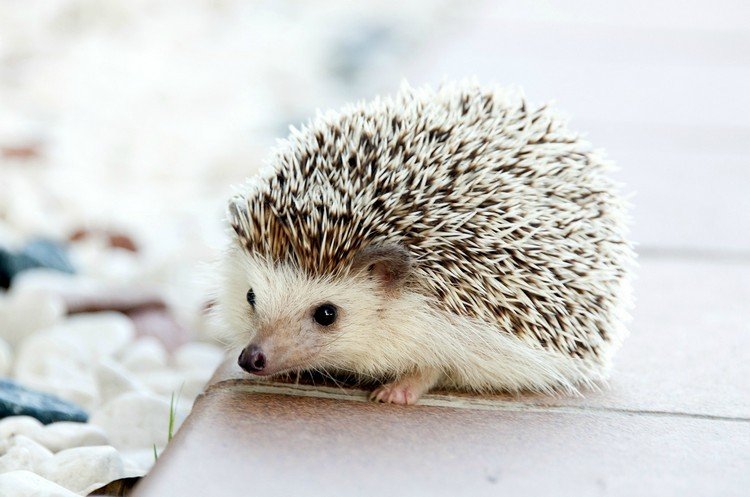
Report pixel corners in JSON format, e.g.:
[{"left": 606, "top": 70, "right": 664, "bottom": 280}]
[{"left": 200, "top": 378, "right": 750, "bottom": 423}]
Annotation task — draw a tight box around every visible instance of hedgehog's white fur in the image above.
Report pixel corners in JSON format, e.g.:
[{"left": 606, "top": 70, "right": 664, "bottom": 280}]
[
  {"left": 216, "top": 81, "right": 634, "bottom": 402},
  {"left": 218, "top": 245, "right": 604, "bottom": 396}
]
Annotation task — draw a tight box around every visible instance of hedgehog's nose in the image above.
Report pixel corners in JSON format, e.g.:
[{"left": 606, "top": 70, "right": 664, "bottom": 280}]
[{"left": 238, "top": 344, "right": 266, "bottom": 373}]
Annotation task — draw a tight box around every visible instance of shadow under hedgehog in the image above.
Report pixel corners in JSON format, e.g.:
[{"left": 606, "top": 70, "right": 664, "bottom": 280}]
[{"left": 216, "top": 81, "right": 634, "bottom": 405}]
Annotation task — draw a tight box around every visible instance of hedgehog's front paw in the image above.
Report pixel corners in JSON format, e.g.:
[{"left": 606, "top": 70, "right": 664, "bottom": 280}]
[
  {"left": 369, "top": 369, "right": 440, "bottom": 405},
  {"left": 369, "top": 383, "right": 420, "bottom": 405}
]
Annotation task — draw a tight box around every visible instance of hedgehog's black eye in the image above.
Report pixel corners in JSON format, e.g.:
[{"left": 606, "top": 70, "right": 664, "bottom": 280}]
[
  {"left": 313, "top": 304, "right": 337, "bottom": 327},
  {"left": 246, "top": 289, "right": 255, "bottom": 308}
]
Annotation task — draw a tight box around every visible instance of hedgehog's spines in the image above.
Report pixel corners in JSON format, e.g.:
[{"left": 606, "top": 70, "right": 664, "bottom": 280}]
[{"left": 231, "top": 81, "right": 635, "bottom": 365}]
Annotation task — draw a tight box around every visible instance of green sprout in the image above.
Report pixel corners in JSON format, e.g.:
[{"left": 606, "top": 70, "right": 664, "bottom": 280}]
[{"left": 153, "top": 384, "right": 183, "bottom": 462}]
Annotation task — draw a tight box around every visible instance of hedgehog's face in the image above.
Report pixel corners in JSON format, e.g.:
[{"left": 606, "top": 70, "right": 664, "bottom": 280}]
[{"left": 217, "top": 243, "right": 414, "bottom": 378}]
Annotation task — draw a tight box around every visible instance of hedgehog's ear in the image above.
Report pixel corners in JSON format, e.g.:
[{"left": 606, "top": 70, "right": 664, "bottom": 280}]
[{"left": 351, "top": 243, "right": 412, "bottom": 291}]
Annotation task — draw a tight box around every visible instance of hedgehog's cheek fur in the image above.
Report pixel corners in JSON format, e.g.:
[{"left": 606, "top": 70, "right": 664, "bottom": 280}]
[{"left": 213, "top": 249, "right": 400, "bottom": 374}]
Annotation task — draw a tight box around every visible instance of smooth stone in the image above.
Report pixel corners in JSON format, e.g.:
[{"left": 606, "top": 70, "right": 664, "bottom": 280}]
[
  {"left": 14, "top": 333, "right": 99, "bottom": 410},
  {"left": 66, "top": 238, "right": 143, "bottom": 284},
  {"left": 10, "top": 269, "right": 92, "bottom": 295},
  {"left": 8, "top": 271, "right": 161, "bottom": 323},
  {"left": 33, "top": 422, "right": 109, "bottom": 453},
  {"left": 65, "top": 285, "right": 165, "bottom": 315},
  {"left": 0, "top": 337, "right": 12, "bottom": 377},
  {"left": 176, "top": 370, "right": 212, "bottom": 405},
  {"left": 38, "top": 445, "right": 125, "bottom": 495},
  {"left": 135, "top": 369, "right": 186, "bottom": 398},
  {"left": 0, "top": 379, "right": 88, "bottom": 424},
  {"left": 120, "top": 447, "right": 157, "bottom": 475},
  {"left": 128, "top": 307, "right": 189, "bottom": 352},
  {"left": 13, "top": 312, "right": 135, "bottom": 410},
  {"left": 0, "top": 435, "right": 53, "bottom": 473},
  {"left": 11, "top": 270, "right": 100, "bottom": 308},
  {"left": 95, "top": 358, "right": 145, "bottom": 403},
  {"left": 19, "top": 240, "right": 75, "bottom": 273},
  {"left": 1, "top": 143, "right": 41, "bottom": 160},
  {"left": 172, "top": 342, "right": 224, "bottom": 373},
  {"left": 0, "top": 470, "right": 79, "bottom": 497},
  {"left": 90, "top": 392, "right": 185, "bottom": 451},
  {"left": 0, "top": 289, "right": 66, "bottom": 347},
  {"left": 51, "top": 312, "right": 135, "bottom": 358},
  {"left": 119, "top": 336, "right": 168, "bottom": 372},
  {"left": 0, "top": 240, "right": 74, "bottom": 289},
  {"left": 0, "top": 416, "right": 43, "bottom": 443},
  {"left": 69, "top": 228, "right": 139, "bottom": 253},
  {"left": 107, "top": 234, "right": 138, "bottom": 252}
]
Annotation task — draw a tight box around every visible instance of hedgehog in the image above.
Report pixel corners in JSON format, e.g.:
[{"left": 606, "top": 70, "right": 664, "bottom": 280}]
[{"left": 216, "top": 82, "right": 634, "bottom": 405}]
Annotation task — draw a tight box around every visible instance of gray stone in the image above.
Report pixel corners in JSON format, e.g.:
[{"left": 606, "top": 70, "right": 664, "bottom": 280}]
[
  {"left": 0, "top": 240, "right": 74, "bottom": 290},
  {"left": 0, "top": 379, "right": 87, "bottom": 425}
]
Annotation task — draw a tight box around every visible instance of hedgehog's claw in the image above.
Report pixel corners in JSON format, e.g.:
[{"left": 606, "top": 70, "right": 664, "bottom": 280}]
[
  {"left": 369, "top": 369, "right": 441, "bottom": 405},
  {"left": 370, "top": 383, "right": 416, "bottom": 405}
]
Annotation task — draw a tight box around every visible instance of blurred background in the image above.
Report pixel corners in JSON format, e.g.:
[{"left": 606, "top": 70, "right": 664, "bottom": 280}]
[
  {"left": 2, "top": 0, "right": 749, "bottom": 319},
  {"left": 0, "top": 0, "right": 463, "bottom": 325}
]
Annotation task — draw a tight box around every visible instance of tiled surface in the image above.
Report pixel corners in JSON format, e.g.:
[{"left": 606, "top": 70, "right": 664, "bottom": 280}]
[{"left": 133, "top": 389, "right": 750, "bottom": 497}]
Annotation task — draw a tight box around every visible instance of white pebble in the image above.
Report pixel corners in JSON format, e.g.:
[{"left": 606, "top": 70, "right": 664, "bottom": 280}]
[
  {"left": 95, "top": 358, "right": 145, "bottom": 403},
  {"left": 69, "top": 241, "right": 143, "bottom": 285},
  {"left": 33, "top": 422, "right": 109, "bottom": 453},
  {"left": 179, "top": 369, "right": 214, "bottom": 404},
  {"left": 55, "top": 312, "right": 135, "bottom": 358},
  {"left": 172, "top": 341, "right": 224, "bottom": 374},
  {"left": 38, "top": 445, "right": 125, "bottom": 495},
  {"left": 0, "top": 435, "right": 53, "bottom": 474},
  {"left": 120, "top": 447, "right": 157, "bottom": 475},
  {"left": 136, "top": 369, "right": 185, "bottom": 398},
  {"left": 0, "top": 417, "right": 43, "bottom": 446},
  {"left": 14, "top": 312, "right": 136, "bottom": 410},
  {"left": 119, "top": 336, "right": 168, "bottom": 372},
  {"left": 0, "top": 289, "right": 65, "bottom": 347},
  {"left": 90, "top": 392, "right": 186, "bottom": 451},
  {"left": 14, "top": 332, "right": 99, "bottom": 410},
  {"left": 10, "top": 269, "right": 98, "bottom": 300},
  {"left": 0, "top": 470, "right": 78, "bottom": 497},
  {"left": 0, "top": 337, "right": 13, "bottom": 377}
]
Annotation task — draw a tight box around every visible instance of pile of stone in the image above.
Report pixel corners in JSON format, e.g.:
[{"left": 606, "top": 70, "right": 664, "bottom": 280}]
[{"left": 0, "top": 236, "right": 225, "bottom": 495}]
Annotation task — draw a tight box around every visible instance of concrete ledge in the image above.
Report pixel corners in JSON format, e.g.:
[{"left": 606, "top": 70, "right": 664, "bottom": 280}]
[{"left": 132, "top": 379, "right": 750, "bottom": 497}]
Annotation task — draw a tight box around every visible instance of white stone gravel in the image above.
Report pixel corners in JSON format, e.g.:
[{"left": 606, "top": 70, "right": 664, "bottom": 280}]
[
  {"left": 37, "top": 445, "right": 129, "bottom": 495},
  {"left": 94, "top": 359, "right": 145, "bottom": 404},
  {"left": 0, "top": 280, "right": 222, "bottom": 492},
  {"left": 14, "top": 329, "right": 101, "bottom": 411},
  {"left": 0, "top": 435, "right": 53, "bottom": 474},
  {"left": 0, "top": 338, "right": 12, "bottom": 377},
  {"left": 0, "top": 470, "right": 79, "bottom": 497},
  {"left": 172, "top": 342, "right": 225, "bottom": 374},
  {"left": 0, "top": 291, "right": 66, "bottom": 347},
  {"left": 90, "top": 392, "right": 187, "bottom": 453},
  {"left": 55, "top": 313, "right": 136, "bottom": 359},
  {"left": 119, "top": 336, "right": 169, "bottom": 372},
  {"left": 32, "top": 423, "right": 109, "bottom": 454}
]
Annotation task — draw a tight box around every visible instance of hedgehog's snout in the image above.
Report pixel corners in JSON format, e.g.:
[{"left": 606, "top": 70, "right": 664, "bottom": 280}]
[{"left": 238, "top": 344, "right": 266, "bottom": 374}]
